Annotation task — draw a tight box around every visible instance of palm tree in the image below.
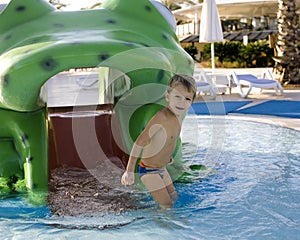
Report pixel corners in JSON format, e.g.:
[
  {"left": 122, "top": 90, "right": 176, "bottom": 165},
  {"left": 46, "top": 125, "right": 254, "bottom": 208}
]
[
  {"left": 275, "top": 0, "right": 300, "bottom": 84},
  {"left": 161, "top": 0, "right": 201, "bottom": 11},
  {"left": 48, "top": 0, "right": 101, "bottom": 10},
  {"left": 48, "top": 0, "right": 66, "bottom": 9}
]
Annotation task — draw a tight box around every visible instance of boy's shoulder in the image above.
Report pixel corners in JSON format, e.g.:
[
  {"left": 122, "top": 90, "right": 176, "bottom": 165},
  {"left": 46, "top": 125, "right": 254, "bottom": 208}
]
[{"left": 154, "top": 107, "right": 176, "bottom": 121}]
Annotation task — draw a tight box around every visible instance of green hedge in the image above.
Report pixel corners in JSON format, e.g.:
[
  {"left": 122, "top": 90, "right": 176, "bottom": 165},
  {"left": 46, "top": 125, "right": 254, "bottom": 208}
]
[
  {"left": 184, "top": 45, "right": 198, "bottom": 60},
  {"left": 202, "top": 40, "right": 274, "bottom": 68}
]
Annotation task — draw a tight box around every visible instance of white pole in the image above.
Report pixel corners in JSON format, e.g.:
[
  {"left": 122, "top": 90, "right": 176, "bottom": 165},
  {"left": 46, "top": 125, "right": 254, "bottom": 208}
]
[
  {"left": 211, "top": 42, "right": 215, "bottom": 74},
  {"left": 195, "top": 9, "right": 199, "bottom": 35}
]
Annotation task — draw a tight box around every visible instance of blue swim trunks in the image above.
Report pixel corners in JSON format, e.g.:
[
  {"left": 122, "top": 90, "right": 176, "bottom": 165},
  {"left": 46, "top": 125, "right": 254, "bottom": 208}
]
[{"left": 137, "top": 162, "right": 164, "bottom": 178}]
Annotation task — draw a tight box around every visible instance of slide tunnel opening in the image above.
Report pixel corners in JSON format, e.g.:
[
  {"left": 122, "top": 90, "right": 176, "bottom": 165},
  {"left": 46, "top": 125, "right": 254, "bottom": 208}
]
[{"left": 45, "top": 67, "right": 131, "bottom": 172}]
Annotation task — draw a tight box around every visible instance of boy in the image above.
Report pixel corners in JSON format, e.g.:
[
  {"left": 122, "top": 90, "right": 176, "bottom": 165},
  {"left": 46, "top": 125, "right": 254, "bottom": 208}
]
[{"left": 121, "top": 74, "right": 197, "bottom": 208}]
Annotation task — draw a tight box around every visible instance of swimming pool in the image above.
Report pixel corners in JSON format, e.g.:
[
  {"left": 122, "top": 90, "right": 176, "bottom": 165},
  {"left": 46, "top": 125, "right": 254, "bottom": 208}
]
[{"left": 1, "top": 116, "right": 299, "bottom": 239}]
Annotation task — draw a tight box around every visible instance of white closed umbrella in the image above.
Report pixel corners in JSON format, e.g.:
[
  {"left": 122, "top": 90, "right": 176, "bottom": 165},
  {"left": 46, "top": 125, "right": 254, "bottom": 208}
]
[{"left": 199, "top": 0, "right": 223, "bottom": 73}]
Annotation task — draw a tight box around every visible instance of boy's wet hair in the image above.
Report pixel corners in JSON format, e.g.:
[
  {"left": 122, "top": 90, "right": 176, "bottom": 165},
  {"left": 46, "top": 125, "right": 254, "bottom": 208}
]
[{"left": 167, "top": 74, "right": 197, "bottom": 100}]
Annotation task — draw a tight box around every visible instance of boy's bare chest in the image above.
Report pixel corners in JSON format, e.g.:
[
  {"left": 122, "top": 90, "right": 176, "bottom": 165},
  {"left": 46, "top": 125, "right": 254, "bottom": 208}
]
[{"left": 162, "top": 121, "right": 180, "bottom": 143}]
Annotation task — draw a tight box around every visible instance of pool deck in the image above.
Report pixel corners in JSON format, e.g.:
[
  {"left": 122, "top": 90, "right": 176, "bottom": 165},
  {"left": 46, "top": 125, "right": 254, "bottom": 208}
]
[{"left": 194, "top": 67, "right": 300, "bottom": 131}]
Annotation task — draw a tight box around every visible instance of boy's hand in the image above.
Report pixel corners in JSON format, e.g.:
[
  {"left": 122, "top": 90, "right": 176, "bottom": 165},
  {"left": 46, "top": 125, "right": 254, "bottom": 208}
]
[{"left": 121, "top": 171, "right": 135, "bottom": 185}]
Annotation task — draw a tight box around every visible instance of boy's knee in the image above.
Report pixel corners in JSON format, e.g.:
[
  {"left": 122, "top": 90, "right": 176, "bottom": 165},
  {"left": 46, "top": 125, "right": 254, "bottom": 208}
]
[
  {"left": 169, "top": 190, "right": 178, "bottom": 201},
  {"left": 160, "top": 202, "right": 173, "bottom": 209}
]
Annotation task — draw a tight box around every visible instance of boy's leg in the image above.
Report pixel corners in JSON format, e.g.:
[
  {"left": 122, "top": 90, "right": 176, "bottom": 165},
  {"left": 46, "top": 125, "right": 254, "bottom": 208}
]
[
  {"left": 141, "top": 173, "right": 173, "bottom": 208},
  {"left": 163, "top": 171, "right": 178, "bottom": 201}
]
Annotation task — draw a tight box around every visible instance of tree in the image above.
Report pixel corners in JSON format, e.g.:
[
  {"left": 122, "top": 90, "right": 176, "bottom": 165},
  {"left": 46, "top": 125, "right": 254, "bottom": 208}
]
[
  {"left": 48, "top": 0, "right": 66, "bottom": 10},
  {"left": 275, "top": 0, "right": 300, "bottom": 84},
  {"left": 48, "top": 0, "right": 101, "bottom": 10},
  {"left": 161, "top": 0, "right": 201, "bottom": 11}
]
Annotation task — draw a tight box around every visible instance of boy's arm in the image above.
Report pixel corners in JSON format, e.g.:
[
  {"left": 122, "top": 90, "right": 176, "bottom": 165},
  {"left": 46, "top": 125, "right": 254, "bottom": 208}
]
[
  {"left": 121, "top": 127, "right": 152, "bottom": 185},
  {"left": 125, "top": 142, "right": 142, "bottom": 172},
  {"left": 120, "top": 142, "right": 142, "bottom": 185},
  {"left": 121, "top": 117, "right": 163, "bottom": 185}
]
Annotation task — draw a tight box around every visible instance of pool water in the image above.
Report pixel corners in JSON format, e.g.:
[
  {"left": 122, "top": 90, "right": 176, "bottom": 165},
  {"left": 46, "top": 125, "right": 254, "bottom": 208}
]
[{"left": 1, "top": 116, "right": 300, "bottom": 239}]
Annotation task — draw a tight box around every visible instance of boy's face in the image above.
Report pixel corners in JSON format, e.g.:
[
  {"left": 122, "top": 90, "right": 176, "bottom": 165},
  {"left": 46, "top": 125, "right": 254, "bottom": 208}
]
[{"left": 166, "top": 84, "right": 194, "bottom": 117}]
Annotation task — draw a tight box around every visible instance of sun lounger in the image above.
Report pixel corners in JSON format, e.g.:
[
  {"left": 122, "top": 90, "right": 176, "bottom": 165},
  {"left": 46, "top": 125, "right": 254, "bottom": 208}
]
[
  {"left": 227, "top": 70, "right": 284, "bottom": 98},
  {"left": 193, "top": 70, "right": 216, "bottom": 99}
]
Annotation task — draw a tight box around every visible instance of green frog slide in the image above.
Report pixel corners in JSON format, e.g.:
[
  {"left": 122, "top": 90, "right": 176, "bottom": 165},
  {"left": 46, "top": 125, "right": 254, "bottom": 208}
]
[{"left": 0, "top": 0, "right": 194, "bottom": 203}]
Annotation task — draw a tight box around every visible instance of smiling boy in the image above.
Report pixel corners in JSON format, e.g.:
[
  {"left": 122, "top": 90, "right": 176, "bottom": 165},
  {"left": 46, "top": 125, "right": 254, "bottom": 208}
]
[{"left": 121, "top": 74, "right": 197, "bottom": 208}]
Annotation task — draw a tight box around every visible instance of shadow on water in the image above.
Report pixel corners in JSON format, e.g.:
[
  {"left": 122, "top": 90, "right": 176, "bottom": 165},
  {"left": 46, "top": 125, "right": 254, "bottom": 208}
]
[
  {"left": 47, "top": 166, "right": 150, "bottom": 217},
  {"left": 44, "top": 216, "right": 145, "bottom": 231}
]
